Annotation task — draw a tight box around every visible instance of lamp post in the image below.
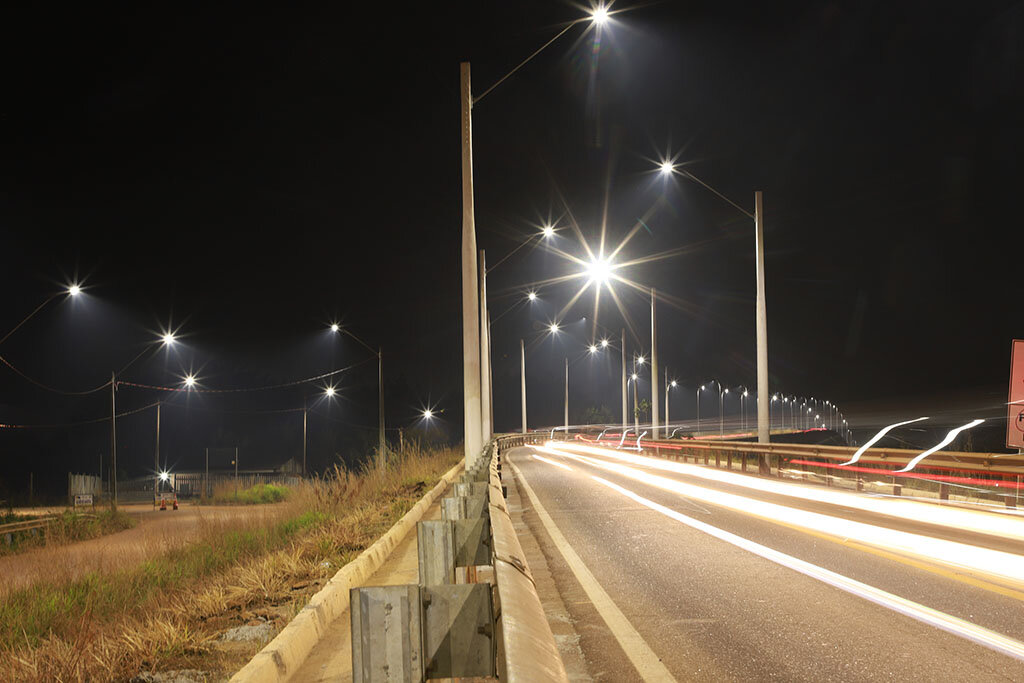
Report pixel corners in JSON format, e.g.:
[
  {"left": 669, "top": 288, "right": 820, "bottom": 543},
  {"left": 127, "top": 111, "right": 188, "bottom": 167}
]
[
  {"left": 621, "top": 329, "right": 627, "bottom": 429},
  {"left": 111, "top": 331, "right": 177, "bottom": 510},
  {"left": 696, "top": 384, "right": 704, "bottom": 435},
  {"left": 459, "top": 9, "right": 606, "bottom": 468},
  {"left": 520, "top": 338, "right": 527, "bottom": 434},
  {"left": 564, "top": 357, "right": 569, "bottom": 432},
  {"left": 651, "top": 288, "right": 659, "bottom": 439},
  {"left": 660, "top": 164, "right": 771, "bottom": 470},
  {"left": 330, "top": 325, "right": 385, "bottom": 467},
  {"left": 665, "top": 373, "right": 677, "bottom": 434},
  {"left": 719, "top": 385, "right": 729, "bottom": 437}
]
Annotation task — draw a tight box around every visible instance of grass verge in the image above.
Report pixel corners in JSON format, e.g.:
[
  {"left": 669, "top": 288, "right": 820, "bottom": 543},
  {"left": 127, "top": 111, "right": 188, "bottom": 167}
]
[
  {"left": 210, "top": 482, "right": 291, "bottom": 505},
  {"left": 0, "top": 445, "right": 461, "bottom": 681},
  {"left": 0, "top": 509, "right": 135, "bottom": 557}
]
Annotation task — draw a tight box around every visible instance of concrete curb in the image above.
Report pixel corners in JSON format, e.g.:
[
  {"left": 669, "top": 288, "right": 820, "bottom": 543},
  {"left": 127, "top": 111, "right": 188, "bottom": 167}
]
[{"left": 230, "top": 459, "right": 465, "bottom": 683}]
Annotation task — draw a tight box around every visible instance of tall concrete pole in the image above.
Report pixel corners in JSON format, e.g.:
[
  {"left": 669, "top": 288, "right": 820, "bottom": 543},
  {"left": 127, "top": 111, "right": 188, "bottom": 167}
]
[
  {"left": 664, "top": 368, "right": 669, "bottom": 430},
  {"left": 302, "top": 398, "right": 307, "bottom": 477},
  {"left": 110, "top": 371, "right": 117, "bottom": 511},
  {"left": 154, "top": 402, "right": 160, "bottom": 506},
  {"left": 564, "top": 357, "right": 569, "bottom": 431},
  {"left": 460, "top": 62, "right": 483, "bottom": 467},
  {"left": 479, "top": 250, "right": 492, "bottom": 443},
  {"left": 520, "top": 338, "right": 527, "bottom": 434},
  {"left": 650, "top": 288, "right": 659, "bottom": 439},
  {"left": 755, "top": 191, "right": 771, "bottom": 471},
  {"left": 378, "top": 348, "right": 385, "bottom": 467},
  {"left": 488, "top": 311, "right": 494, "bottom": 435},
  {"left": 620, "top": 328, "right": 627, "bottom": 429}
]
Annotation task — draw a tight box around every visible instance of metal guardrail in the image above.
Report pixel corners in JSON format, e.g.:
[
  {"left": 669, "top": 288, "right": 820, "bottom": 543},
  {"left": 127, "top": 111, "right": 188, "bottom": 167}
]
[
  {"left": 0, "top": 512, "right": 98, "bottom": 544},
  {"left": 349, "top": 432, "right": 565, "bottom": 682},
  {"left": 571, "top": 431, "right": 1024, "bottom": 506}
]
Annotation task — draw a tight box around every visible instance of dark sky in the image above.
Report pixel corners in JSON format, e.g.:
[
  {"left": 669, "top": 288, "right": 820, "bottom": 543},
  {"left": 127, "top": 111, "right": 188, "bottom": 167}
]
[{"left": 2, "top": 1, "right": 1023, "bottom": 491}]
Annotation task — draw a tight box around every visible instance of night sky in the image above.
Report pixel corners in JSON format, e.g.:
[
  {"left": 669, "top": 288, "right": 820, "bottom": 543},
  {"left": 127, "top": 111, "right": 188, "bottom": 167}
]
[{"left": 3, "top": 1, "right": 1023, "bottom": 496}]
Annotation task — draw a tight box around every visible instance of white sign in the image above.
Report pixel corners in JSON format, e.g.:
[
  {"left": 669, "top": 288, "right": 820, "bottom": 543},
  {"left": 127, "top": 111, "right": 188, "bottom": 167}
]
[
  {"left": 74, "top": 493, "right": 93, "bottom": 507},
  {"left": 1007, "top": 339, "right": 1024, "bottom": 449}
]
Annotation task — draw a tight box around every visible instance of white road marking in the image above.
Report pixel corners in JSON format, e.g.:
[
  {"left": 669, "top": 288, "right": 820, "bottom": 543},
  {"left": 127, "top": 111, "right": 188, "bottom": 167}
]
[
  {"left": 513, "top": 456, "right": 677, "bottom": 682},
  {"left": 590, "top": 474, "right": 1024, "bottom": 662}
]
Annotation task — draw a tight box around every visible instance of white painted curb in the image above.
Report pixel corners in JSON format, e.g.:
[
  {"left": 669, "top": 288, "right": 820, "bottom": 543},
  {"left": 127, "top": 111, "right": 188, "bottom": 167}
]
[{"left": 230, "top": 459, "right": 465, "bottom": 683}]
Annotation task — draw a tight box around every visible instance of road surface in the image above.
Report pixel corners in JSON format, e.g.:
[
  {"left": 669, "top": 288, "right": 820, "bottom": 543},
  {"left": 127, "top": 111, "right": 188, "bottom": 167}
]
[{"left": 507, "top": 442, "right": 1024, "bottom": 681}]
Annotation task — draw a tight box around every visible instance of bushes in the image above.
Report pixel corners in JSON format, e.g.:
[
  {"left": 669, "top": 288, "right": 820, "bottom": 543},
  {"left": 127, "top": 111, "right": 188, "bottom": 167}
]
[{"left": 210, "top": 482, "right": 290, "bottom": 505}]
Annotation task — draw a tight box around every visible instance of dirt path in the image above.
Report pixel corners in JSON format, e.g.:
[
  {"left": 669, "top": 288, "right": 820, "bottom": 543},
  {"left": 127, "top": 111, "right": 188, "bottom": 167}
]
[{"left": 0, "top": 503, "right": 278, "bottom": 596}]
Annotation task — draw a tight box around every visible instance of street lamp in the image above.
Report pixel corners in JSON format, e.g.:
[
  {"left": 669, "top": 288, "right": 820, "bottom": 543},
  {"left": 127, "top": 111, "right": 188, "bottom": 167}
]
[
  {"left": 657, "top": 161, "right": 771, "bottom": 456},
  {"left": 549, "top": 322, "right": 560, "bottom": 334},
  {"left": 664, "top": 372, "right": 678, "bottom": 434},
  {"left": 719, "top": 386, "right": 729, "bottom": 437},
  {"left": 527, "top": 291, "right": 538, "bottom": 301},
  {"left": 330, "top": 324, "right": 385, "bottom": 467},
  {"left": 542, "top": 224, "right": 555, "bottom": 239}
]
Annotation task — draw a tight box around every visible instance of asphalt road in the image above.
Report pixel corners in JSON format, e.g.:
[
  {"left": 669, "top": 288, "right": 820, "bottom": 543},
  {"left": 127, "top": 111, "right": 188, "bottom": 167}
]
[{"left": 506, "top": 444, "right": 1024, "bottom": 681}]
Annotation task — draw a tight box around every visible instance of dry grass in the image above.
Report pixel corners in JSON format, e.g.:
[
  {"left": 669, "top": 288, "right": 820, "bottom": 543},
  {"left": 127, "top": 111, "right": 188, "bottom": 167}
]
[{"left": 0, "top": 445, "right": 461, "bottom": 682}]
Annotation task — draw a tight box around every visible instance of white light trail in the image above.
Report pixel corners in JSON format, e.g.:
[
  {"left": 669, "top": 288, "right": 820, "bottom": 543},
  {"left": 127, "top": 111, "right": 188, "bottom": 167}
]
[
  {"left": 839, "top": 416, "right": 929, "bottom": 466},
  {"left": 897, "top": 419, "right": 986, "bottom": 473},
  {"left": 536, "top": 444, "right": 1024, "bottom": 587},
  {"left": 545, "top": 441, "right": 1024, "bottom": 542},
  {"left": 589, "top": 474, "right": 1024, "bottom": 662}
]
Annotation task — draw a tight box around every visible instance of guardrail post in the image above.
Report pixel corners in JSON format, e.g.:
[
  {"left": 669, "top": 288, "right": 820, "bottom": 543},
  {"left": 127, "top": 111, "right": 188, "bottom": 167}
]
[
  {"left": 350, "top": 585, "right": 424, "bottom": 683},
  {"left": 421, "top": 584, "right": 495, "bottom": 679},
  {"left": 418, "top": 521, "right": 456, "bottom": 585}
]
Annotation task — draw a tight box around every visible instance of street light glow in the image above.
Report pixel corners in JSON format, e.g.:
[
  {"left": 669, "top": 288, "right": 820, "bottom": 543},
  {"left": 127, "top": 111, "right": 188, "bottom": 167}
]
[
  {"left": 159, "top": 471, "right": 169, "bottom": 482},
  {"left": 324, "top": 386, "right": 336, "bottom": 397},
  {"left": 600, "top": 338, "right": 609, "bottom": 348},
  {"left": 527, "top": 291, "right": 537, "bottom": 301},
  {"left": 585, "top": 257, "right": 612, "bottom": 284},
  {"left": 330, "top": 323, "right": 339, "bottom": 332},
  {"left": 631, "top": 373, "right": 638, "bottom": 381},
  {"left": 161, "top": 332, "right": 176, "bottom": 346},
  {"left": 184, "top": 374, "right": 196, "bottom": 388},
  {"left": 68, "top": 284, "right": 81, "bottom": 296},
  {"left": 589, "top": 344, "right": 598, "bottom": 354},
  {"left": 423, "top": 409, "right": 433, "bottom": 419},
  {"left": 659, "top": 160, "right": 674, "bottom": 175},
  {"left": 591, "top": 5, "right": 609, "bottom": 25},
  {"left": 549, "top": 322, "right": 560, "bottom": 334},
  {"left": 542, "top": 225, "right": 555, "bottom": 239},
  {"left": 637, "top": 355, "right": 645, "bottom": 365}
]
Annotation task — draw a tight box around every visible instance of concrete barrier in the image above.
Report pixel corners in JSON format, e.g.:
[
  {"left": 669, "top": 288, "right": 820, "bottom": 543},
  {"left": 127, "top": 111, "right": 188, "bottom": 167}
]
[{"left": 230, "top": 459, "right": 464, "bottom": 683}]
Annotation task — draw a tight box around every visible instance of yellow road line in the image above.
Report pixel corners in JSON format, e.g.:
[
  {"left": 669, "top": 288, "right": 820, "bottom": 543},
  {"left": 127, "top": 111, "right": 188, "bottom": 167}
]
[{"left": 510, "top": 458, "right": 677, "bottom": 682}]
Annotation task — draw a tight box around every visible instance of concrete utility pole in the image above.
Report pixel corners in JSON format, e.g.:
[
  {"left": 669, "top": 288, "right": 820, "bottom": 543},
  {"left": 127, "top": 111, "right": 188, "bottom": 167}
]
[
  {"left": 479, "top": 251, "right": 492, "bottom": 443},
  {"left": 110, "top": 371, "right": 117, "bottom": 510},
  {"left": 378, "top": 348, "right": 386, "bottom": 467},
  {"left": 520, "top": 338, "right": 527, "bottom": 434},
  {"left": 621, "top": 328, "right": 627, "bottom": 429},
  {"left": 651, "top": 288, "right": 659, "bottom": 440},
  {"left": 302, "top": 397, "right": 307, "bottom": 477},
  {"left": 754, "top": 191, "right": 771, "bottom": 471},
  {"left": 564, "top": 357, "right": 569, "bottom": 431},
  {"left": 664, "top": 368, "right": 669, "bottom": 430},
  {"left": 488, "top": 311, "right": 494, "bottom": 435},
  {"left": 460, "top": 62, "right": 483, "bottom": 468},
  {"left": 154, "top": 402, "right": 160, "bottom": 506},
  {"left": 632, "top": 359, "right": 639, "bottom": 434}
]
